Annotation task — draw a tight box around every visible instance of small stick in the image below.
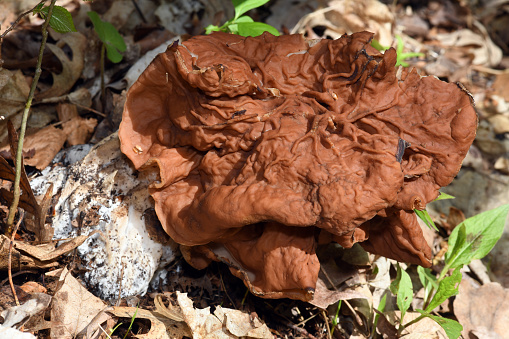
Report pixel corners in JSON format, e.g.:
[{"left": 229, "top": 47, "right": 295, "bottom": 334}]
[
  {"left": 1, "top": 269, "right": 38, "bottom": 286},
  {"left": 8, "top": 210, "right": 25, "bottom": 306}
]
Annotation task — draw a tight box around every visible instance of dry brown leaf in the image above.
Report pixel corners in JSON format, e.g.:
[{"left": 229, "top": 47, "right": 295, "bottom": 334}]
[
  {"left": 21, "top": 125, "right": 67, "bottom": 170},
  {"left": 291, "top": 0, "right": 394, "bottom": 45},
  {"left": 109, "top": 306, "right": 189, "bottom": 339},
  {"left": 61, "top": 116, "right": 98, "bottom": 146},
  {"left": 36, "top": 32, "right": 87, "bottom": 100},
  {"left": 20, "top": 281, "right": 47, "bottom": 294},
  {"left": 454, "top": 279, "right": 509, "bottom": 339},
  {"left": 57, "top": 102, "right": 78, "bottom": 122},
  {"left": 0, "top": 235, "right": 58, "bottom": 270},
  {"left": 309, "top": 278, "right": 370, "bottom": 309},
  {"left": 0, "top": 68, "right": 30, "bottom": 142},
  {"left": 14, "top": 231, "right": 101, "bottom": 262},
  {"left": 50, "top": 268, "right": 106, "bottom": 339}
]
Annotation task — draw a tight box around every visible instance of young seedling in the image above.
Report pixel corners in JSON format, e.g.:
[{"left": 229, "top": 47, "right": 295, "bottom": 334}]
[
  {"left": 371, "top": 34, "right": 425, "bottom": 67},
  {"left": 388, "top": 204, "right": 509, "bottom": 338},
  {"left": 205, "top": 0, "right": 279, "bottom": 37},
  {"left": 87, "top": 11, "right": 126, "bottom": 102}
]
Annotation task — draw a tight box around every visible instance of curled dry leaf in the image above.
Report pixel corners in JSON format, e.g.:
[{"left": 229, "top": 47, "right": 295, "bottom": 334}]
[
  {"left": 0, "top": 235, "right": 58, "bottom": 270},
  {"left": 291, "top": 0, "right": 394, "bottom": 45}
]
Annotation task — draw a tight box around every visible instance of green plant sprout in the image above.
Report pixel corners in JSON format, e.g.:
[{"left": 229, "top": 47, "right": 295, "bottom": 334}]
[
  {"left": 388, "top": 204, "right": 509, "bottom": 338},
  {"left": 33, "top": 3, "right": 76, "bottom": 33},
  {"left": 415, "top": 192, "right": 455, "bottom": 231},
  {"left": 371, "top": 34, "right": 424, "bottom": 67},
  {"left": 87, "top": 11, "right": 126, "bottom": 102},
  {"left": 205, "top": 0, "right": 279, "bottom": 37}
]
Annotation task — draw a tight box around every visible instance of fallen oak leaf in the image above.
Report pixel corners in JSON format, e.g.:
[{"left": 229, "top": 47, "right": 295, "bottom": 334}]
[{"left": 36, "top": 32, "right": 86, "bottom": 100}]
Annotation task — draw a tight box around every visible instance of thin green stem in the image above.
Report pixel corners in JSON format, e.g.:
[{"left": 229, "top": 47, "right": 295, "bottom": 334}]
[
  {"left": 6, "top": 0, "right": 57, "bottom": 234},
  {"left": 399, "top": 314, "right": 426, "bottom": 335}
]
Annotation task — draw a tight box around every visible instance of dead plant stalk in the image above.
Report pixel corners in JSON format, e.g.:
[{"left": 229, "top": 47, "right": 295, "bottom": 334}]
[{"left": 6, "top": 0, "right": 57, "bottom": 234}]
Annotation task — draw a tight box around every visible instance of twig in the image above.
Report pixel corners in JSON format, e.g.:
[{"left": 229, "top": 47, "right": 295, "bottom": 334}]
[
  {"left": 131, "top": 0, "right": 147, "bottom": 23},
  {"left": 6, "top": 0, "right": 57, "bottom": 233},
  {"left": 8, "top": 210, "right": 25, "bottom": 306},
  {"left": 322, "top": 310, "right": 332, "bottom": 339},
  {"left": 219, "top": 271, "right": 236, "bottom": 309},
  {"left": 0, "top": 0, "right": 47, "bottom": 39}
]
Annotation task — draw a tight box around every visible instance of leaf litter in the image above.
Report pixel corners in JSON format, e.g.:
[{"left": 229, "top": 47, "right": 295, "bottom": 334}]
[{"left": 0, "top": 0, "right": 509, "bottom": 338}]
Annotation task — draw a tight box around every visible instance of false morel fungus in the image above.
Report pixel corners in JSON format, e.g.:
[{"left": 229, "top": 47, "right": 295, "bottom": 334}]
[{"left": 119, "top": 31, "right": 477, "bottom": 301}]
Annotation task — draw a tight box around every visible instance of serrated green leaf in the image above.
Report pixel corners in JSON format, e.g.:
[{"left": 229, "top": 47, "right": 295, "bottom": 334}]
[
  {"left": 232, "top": 0, "right": 270, "bottom": 20},
  {"left": 37, "top": 6, "right": 77, "bottom": 33},
  {"left": 445, "top": 204, "right": 509, "bottom": 269},
  {"left": 416, "top": 310, "right": 462, "bottom": 339},
  {"left": 425, "top": 267, "right": 461, "bottom": 313},
  {"left": 235, "top": 22, "right": 279, "bottom": 37},
  {"left": 433, "top": 192, "right": 455, "bottom": 201},
  {"left": 390, "top": 265, "right": 413, "bottom": 321},
  {"left": 415, "top": 209, "right": 439, "bottom": 231},
  {"left": 87, "top": 11, "right": 126, "bottom": 63}
]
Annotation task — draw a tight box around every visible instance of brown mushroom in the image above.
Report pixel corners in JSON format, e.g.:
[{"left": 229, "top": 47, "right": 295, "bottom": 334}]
[{"left": 119, "top": 31, "right": 477, "bottom": 301}]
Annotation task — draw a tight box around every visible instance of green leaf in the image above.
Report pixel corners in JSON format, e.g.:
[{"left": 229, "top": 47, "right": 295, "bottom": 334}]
[
  {"left": 373, "top": 292, "right": 388, "bottom": 329},
  {"left": 417, "top": 266, "right": 438, "bottom": 301},
  {"left": 232, "top": 0, "right": 270, "bottom": 21},
  {"left": 416, "top": 310, "right": 463, "bottom": 339},
  {"left": 235, "top": 22, "right": 279, "bottom": 37},
  {"left": 36, "top": 5, "right": 77, "bottom": 33},
  {"left": 87, "top": 11, "right": 126, "bottom": 63},
  {"left": 433, "top": 192, "right": 455, "bottom": 201},
  {"left": 445, "top": 204, "right": 509, "bottom": 269},
  {"left": 425, "top": 267, "right": 461, "bottom": 313},
  {"left": 205, "top": 24, "right": 221, "bottom": 34},
  {"left": 415, "top": 209, "right": 439, "bottom": 231},
  {"left": 371, "top": 39, "right": 388, "bottom": 51},
  {"left": 235, "top": 15, "right": 254, "bottom": 23},
  {"left": 390, "top": 264, "right": 413, "bottom": 321}
]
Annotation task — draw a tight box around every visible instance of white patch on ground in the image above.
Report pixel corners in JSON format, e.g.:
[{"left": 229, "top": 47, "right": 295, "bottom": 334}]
[{"left": 31, "top": 133, "right": 177, "bottom": 300}]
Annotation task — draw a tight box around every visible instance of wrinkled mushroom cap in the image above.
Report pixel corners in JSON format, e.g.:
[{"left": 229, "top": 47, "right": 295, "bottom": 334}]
[{"left": 119, "top": 31, "right": 477, "bottom": 301}]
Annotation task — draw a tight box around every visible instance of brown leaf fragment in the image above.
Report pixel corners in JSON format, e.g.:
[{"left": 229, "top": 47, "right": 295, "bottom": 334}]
[
  {"left": 0, "top": 235, "right": 58, "bottom": 271},
  {"left": 50, "top": 268, "right": 105, "bottom": 339},
  {"left": 109, "top": 306, "right": 189, "bottom": 339},
  {"left": 61, "top": 116, "right": 97, "bottom": 146},
  {"left": 21, "top": 125, "right": 67, "bottom": 170},
  {"left": 454, "top": 279, "right": 509, "bottom": 339},
  {"left": 14, "top": 230, "right": 101, "bottom": 263}
]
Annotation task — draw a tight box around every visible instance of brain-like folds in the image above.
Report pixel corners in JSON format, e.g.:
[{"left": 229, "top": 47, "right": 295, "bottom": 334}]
[{"left": 119, "top": 31, "right": 477, "bottom": 300}]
